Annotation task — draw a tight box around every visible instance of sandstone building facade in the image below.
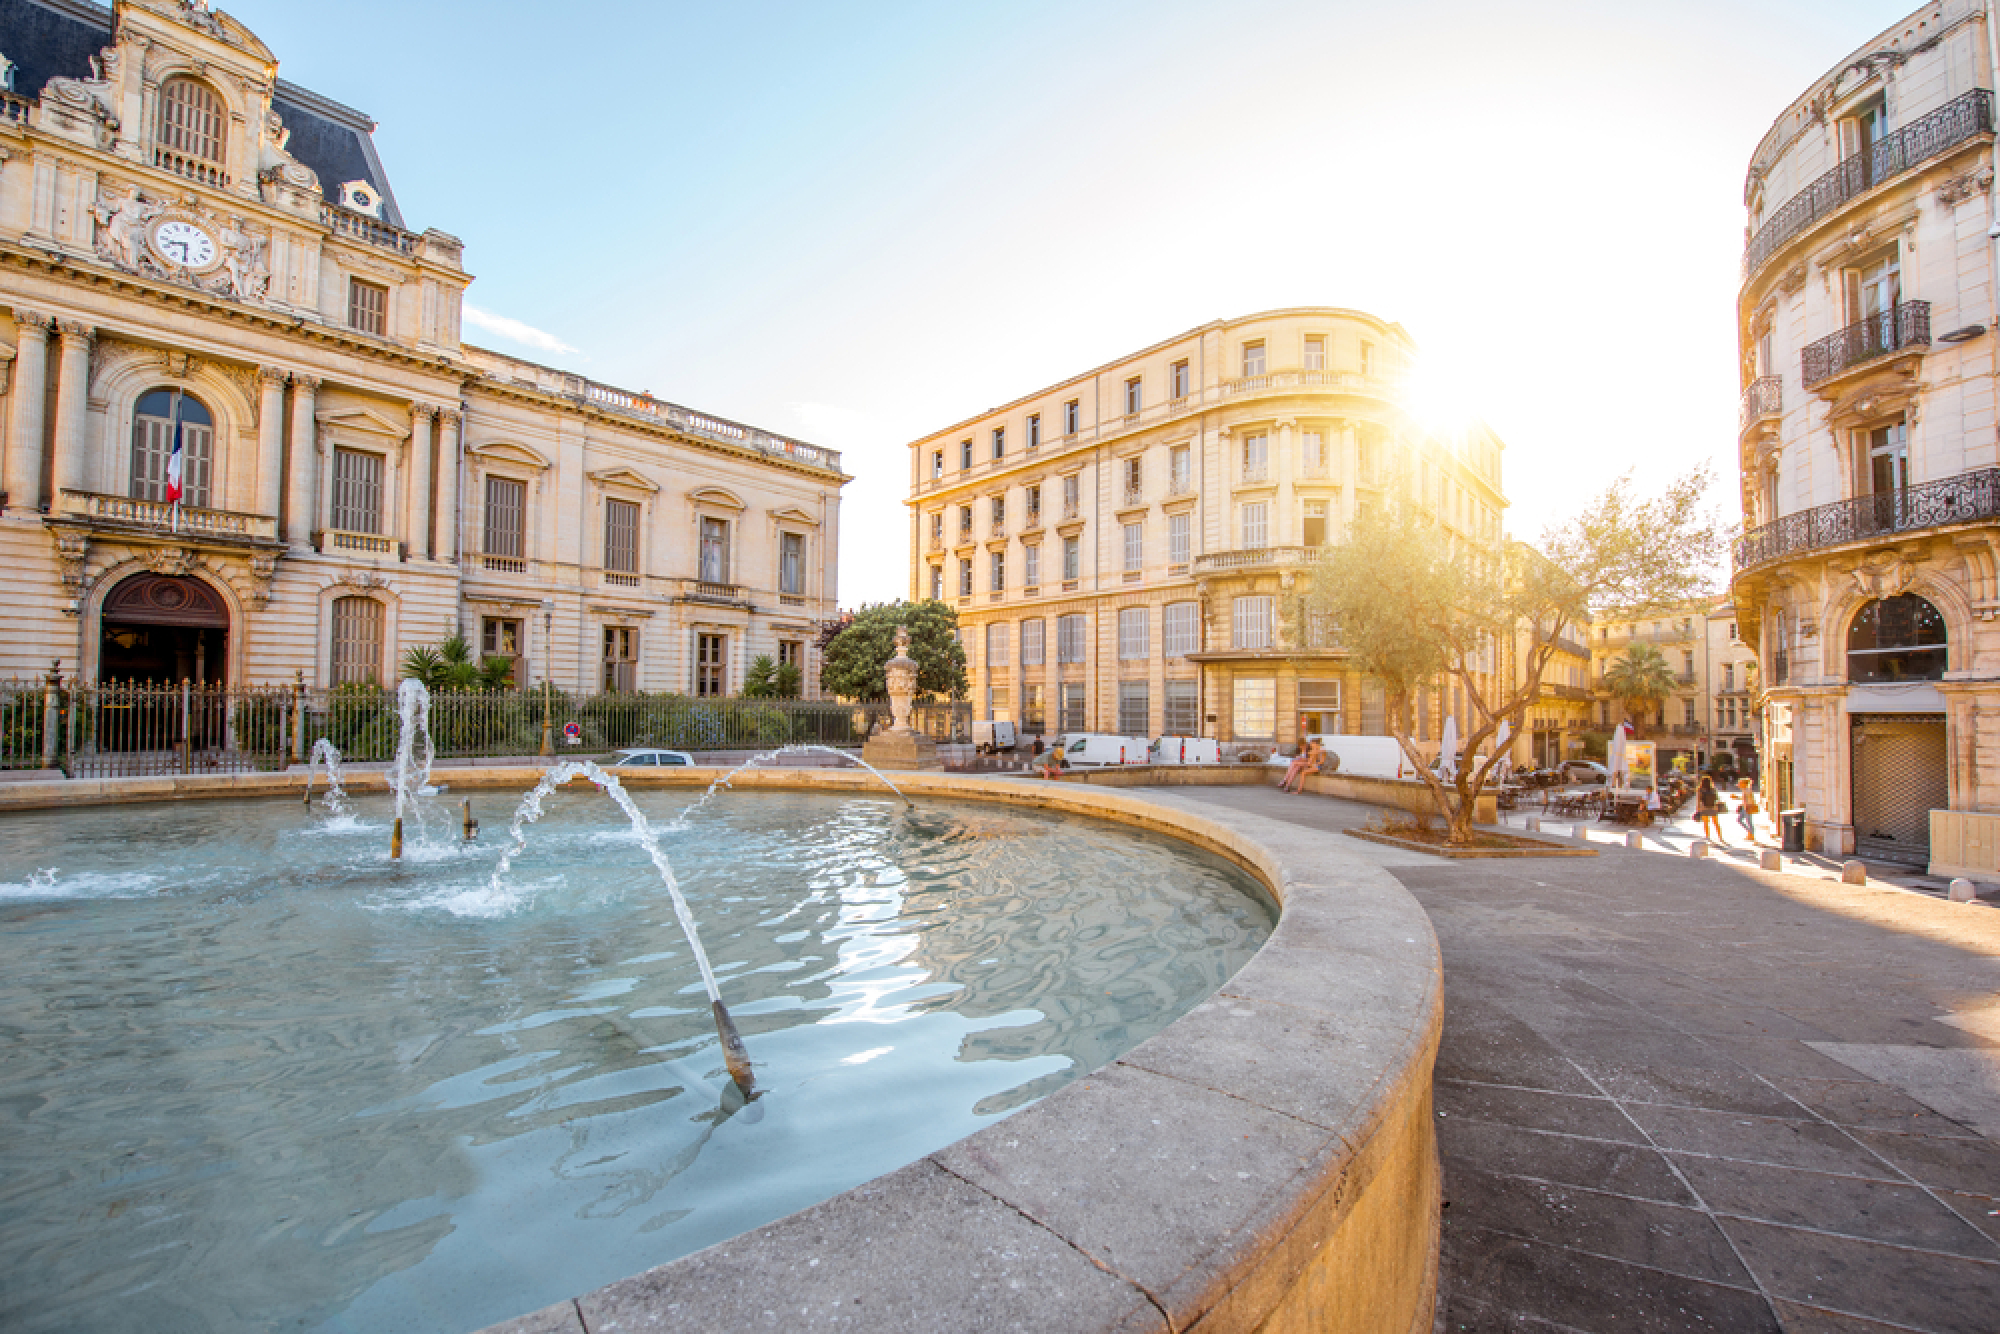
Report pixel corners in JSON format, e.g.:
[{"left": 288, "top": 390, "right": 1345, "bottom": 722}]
[
  {"left": 0, "top": 0, "right": 844, "bottom": 697},
  {"left": 1732, "top": 0, "right": 1999, "bottom": 866},
  {"left": 905, "top": 309, "right": 1508, "bottom": 751}
]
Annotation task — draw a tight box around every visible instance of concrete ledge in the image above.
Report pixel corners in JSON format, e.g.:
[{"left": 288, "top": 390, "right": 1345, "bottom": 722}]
[
  {"left": 1344, "top": 827, "right": 1598, "bottom": 859},
  {"left": 0, "top": 765, "right": 1442, "bottom": 1333}
]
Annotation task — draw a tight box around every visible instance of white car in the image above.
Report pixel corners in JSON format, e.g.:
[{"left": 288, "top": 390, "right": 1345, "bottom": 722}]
[{"left": 609, "top": 748, "right": 696, "bottom": 768}]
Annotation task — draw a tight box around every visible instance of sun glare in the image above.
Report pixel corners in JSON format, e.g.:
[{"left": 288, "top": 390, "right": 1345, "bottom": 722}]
[{"left": 1400, "top": 358, "right": 1480, "bottom": 440}]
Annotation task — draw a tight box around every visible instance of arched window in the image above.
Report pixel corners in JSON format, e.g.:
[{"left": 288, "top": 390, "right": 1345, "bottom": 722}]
[
  {"left": 157, "top": 78, "right": 227, "bottom": 164},
  {"left": 1847, "top": 594, "right": 1947, "bottom": 682},
  {"left": 330, "top": 596, "right": 386, "bottom": 687},
  {"left": 131, "top": 389, "right": 214, "bottom": 508}
]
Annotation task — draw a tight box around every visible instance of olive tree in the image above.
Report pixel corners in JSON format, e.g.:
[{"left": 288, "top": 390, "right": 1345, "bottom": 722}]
[
  {"left": 1304, "top": 468, "right": 1724, "bottom": 845},
  {"left": 819, "top": 600, "right": 969, "bottom": 701}
]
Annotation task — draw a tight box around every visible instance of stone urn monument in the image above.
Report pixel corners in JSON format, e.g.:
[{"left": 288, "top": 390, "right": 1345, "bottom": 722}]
[{"left": 862, "top": 626, "right": 940, "bottom": 771}]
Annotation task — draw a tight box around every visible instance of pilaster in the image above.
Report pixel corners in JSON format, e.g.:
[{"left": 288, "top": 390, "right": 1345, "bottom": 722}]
[
  {"left": 286, "top": 374, "right": 320, "bottom": 548},
  {"left": 4, "top": 311, "right": 53, "bottom": 512},
  {"left": 407, "top": 405, "right": 435, "bottom": 562},
  {"left": 49, "top": 321, "right": 94, "bottom": 500}
]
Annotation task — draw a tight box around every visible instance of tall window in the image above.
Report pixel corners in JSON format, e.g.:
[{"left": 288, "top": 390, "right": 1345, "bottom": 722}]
[
  {"left": 1027, "top": 414, "right": 1041, "bottom": 449},
  {"left": 1242, "top": 433, "right": 1269, "bottom": 482},
  {"left": 780, "top": 531, "right": 804, "bottom": 594},
  {"left": 1164, "top": 601, "right": 1199, "bottom": 656},
  {"left": 1064, "top": 399, "right": 1080, "bottom": 434},
  {"left": 1123, "top": 456, "right": 1142, "bottom": 497},
  {"left": 1303, "top": 500, "right": 1328, "bottom": 548},
  {"left": 960, "top": 439, "right": 973, "bottom": 470},
  {"left": 1232, "top": 595, "right": 1273, "bottom": 650},
  {"left": 1359, "top": 341, "right": 1374, "bottom": 376},
  {"left": 1021, "top": 618, "right": 1045, "bottom": 665},
  {"left": 1057, "top": 614, "right": 1087, "bottom": 663},
  {"left": 987, "top": 622, "right": 1009, "bottom": 667},
  {"left": 481, "top": 617, "right": 521, "bottom": 686},
  {"left": 130, "top": 389, "right": 214, "bottom": 507},
  {"left": 1239, "top": 501, "right": 1269, "bottom": 548},
  {"left": 157, "top": 78, "right": 226, "bottom": 164},
  {"left": 1062, "top": 536, "right": 1080, "bottom": 580},
  {"left": 779, "top": 639, "right": 803, "bottom": 671},
  {"left": 1233, "top": 678, "right": 1276, "bottom": 738},
  {"left": 330, "top": 596, "right": 384, "bottom": 687},
  {"left": 602, "top": 626, "right": 638, "bottom": 692},
  {"left": 1164, "top": 680, "right": 1198, "bottom": 734},
  {"left": 1060, "top": 682, "right": 1086, "bottom": 731},
  {"left": 604, "top": 498, "right": 639, "bottom": 574},
  {"left": 348, "top": 280, "right": 388, "bottom": 336},
  {"left": 991, "top": 495, "right": 1006, "bottom": 528},
  {"left": 1023, "top": 543, "right": 1040, "bottom": 587},
  {"left": 1171, "top": 359, "right": 1190, "bottom": 398},
  {"left": 331, "top": 448, "right": 384, "bottom": 533},
  {"left": 1242, "top": 341, "right": 1265, "bottom": 377},
  {"left": 1303, "top": 336, "right": 1325, "bottom": 371},
  {"left": 1169, "top": 445, "right": 1191, "bottom": 492},
  {"left": 1867, "top": 420, "right": 1909, "bottom": 502},
  {"left": 1301, "top": 430, "right": 1326, "bottom": 475},
  {"left": 699, "top": 516, "right": 730, "bottom": 583},
  {"left": 1124, "top": 376, "right": 1142, "bottom": 415},
  {"left": 484, "top": 477, "right": 525, "bottom": 562},
  {"left": 931, "top": 449, "right": 943, "bottom": 479},
  {"left": 929, "top": 564, "right": 943, "bottom": 600},
  {"left": 696, "top": 633, "right": 726, "bottom": 696},
  {"left": 1123, "top": 522, "right": 1143, "bottom": 572},
  {"left": 1118, "top": 607, "right": 1149, "bottom": 660},
  {"left": 1118, "top": 681, "right": 1149, "bottom": 735},
  {"left": 1723, "top": 664, "right": 1735, "bottom": 691},
  {"left": 1062, "top": 474, "right": 1080, "bottom": 515},
  {"left": 1023, "top": 683, "right": 1045, "bottom": 731},
  {"left": 1168, "top": 512, "right": 1190, "bottom": 565},
  {"left": 990, "top": 549, "right": 1005, "bottom": 592},
  {"left": 959, "top": 557, "right": 973, "bottom": 596},
  {"left": 992, "top": 427, "right": 1006, "bottom": 460}
]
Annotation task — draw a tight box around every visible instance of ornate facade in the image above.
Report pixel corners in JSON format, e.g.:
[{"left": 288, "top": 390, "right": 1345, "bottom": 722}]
[
  {"left": 904, "top": 308, "right": 1508, "bottom": 750},
  {"left": 1732, "top": 0, "right": 1999, "bottom": 864},
  {"left": 0, "top": 0, "right": 844, "bottom": 695}
]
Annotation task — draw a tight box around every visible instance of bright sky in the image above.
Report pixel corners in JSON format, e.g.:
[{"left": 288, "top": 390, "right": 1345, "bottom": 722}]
[{"left": 232, "top": 0, "right": 1926, "bottom": 604}]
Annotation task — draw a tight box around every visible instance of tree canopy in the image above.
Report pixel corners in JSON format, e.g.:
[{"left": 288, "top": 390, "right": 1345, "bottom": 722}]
[
  {"left": 1304, "top": 467, "right": 1725, "bottom": 843},
  {"left": 818, "top": 600, "right": 968, "bottom": 701},
  {"left": 1601, "top": 643, "right": 1677, "bottom": 733}
]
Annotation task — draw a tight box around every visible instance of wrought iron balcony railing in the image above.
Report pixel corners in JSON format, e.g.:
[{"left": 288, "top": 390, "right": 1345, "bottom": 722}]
[
  {"left": 1739, "top": 376, "right": 1781, "bottom": 433},
  {"left": 1735, "top": 467, "right": 2000, "bottom": 570},
  {"left": 1801, "top": 301, "right": 1930, "bottom": 388},
  {"left": 1745, "top": 89, "right": 1993, "bottom": 278}
]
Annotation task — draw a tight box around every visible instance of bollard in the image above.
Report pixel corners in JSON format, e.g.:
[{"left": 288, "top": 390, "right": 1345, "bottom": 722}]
[
  {"left": 1625, "top": 830, "right": 1643, "bottom": 850},
  {"left": 391, "top": 816, "right": 404, "bottom": 861},
  {"left": 1950, "top": 878, "right": 1978, "bottom": 903},
  {"left": 1525, "top": 816, "right": 1541, "bottom": 833},
  {"left": 1760, "top": 849, "right": 1781, "bottom": 872},
  {"left": 1689, "top": 840, "right": 1709, "bottom": 860},
  {"left": 1841, "top": 859, "right": 1867, "bottom": 885}
]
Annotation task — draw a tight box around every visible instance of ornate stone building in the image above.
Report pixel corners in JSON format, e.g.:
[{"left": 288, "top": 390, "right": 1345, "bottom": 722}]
[
  {"left": 0, "top": 0, "right": 844, "bottom": 695},
  {"left": 905, "top": 308, "right": 1508, "bottom": 750},
  {"left": 1731, "top": 0, "right": 1999, "bottom": 865}
]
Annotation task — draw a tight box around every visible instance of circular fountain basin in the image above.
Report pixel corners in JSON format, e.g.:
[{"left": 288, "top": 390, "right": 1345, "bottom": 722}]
[{"left": 0, "top": 785, "right": 1272, "bottom": 1334}]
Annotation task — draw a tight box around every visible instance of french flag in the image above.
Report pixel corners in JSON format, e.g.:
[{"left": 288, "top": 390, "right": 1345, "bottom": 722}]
[{"left": 165, "top": 413, "right": 184, "bottom": 505}]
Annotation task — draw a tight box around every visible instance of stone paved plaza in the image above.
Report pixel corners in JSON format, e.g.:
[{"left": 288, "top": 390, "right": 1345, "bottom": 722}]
[{"left": 1147, "top": 785, "right": 2000, "bottom": 1334}]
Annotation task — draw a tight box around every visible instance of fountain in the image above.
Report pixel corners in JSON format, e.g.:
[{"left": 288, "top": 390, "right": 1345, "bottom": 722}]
[
  {"left": 387, "top": 678, "right": 436, "bottom": 859},
  {"left": 301, "top": 737, "right": 351, "bottom": 816},
  {"left": 860, "top": 626, "right": 941, "bottom": 771},
  {"left": 673, "top": 742, "right": 911, "bottom": 827}
]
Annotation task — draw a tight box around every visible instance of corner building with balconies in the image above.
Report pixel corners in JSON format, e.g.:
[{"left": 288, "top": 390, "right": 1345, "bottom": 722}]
[
  {"left": 906, "top": 308, "right": 1507, "bottom": 751},
  {"left": 0, "top": 0, "right": 844, "bottom": 697},
  {"left": 1732, "top": 0, "right": 2000, "bottom": 870}
]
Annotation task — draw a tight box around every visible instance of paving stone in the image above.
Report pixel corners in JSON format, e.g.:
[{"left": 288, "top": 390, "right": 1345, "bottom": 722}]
[
  {"left": 1720, "top": 1216, "right": 2000, "bottom": 1334},
  {"left": 1693, "top": 1036, "right": 1889, "bottom": 1082},
  {"left": 1565, "top": 1052, "right": 1802, "bottom": 1117},
  {"left": 1768, "top": 1075, "right": 1986, "bottom": 1140},
  {"left": 1442, "top": 1166, "right": 1753, "bottom": 1285},
  {"left": 1769, "top": 1298, "right": 1937, "bottom": 1331},
  {"left": 1439, "top": 1227, "right": 1778, "bottom": 1332},
  {"left": 477, "top": 1303, "right": 585, "bottom": 1334},
  {"left": 1435, "top": 1015, "right": 1602, "bottom": 1097},
  {"left": 1667, "top": 1153, "right": 2000, "bottom": 1258},
  {"left": 1437, "top": 1118, "right": 1697, "bottom": 1206},
  {"left": 1621, "top": 1105, "right": 1897, "bottom": 1177},
  {"left": 1435, "top": 1079, "right": 1649, "bottom": 1144},
  {"left": 1845, "top": 1129, "right": 2000, "bottom": 1200},
  {"left": 1938, "top": 1190, "right": 2000, "bottom": 1248}
]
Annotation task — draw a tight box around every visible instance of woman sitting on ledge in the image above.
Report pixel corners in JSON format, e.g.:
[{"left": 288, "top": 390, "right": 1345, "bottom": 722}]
[{"left": 1283, "top": 740, "right": 1325, "bottom": 795}]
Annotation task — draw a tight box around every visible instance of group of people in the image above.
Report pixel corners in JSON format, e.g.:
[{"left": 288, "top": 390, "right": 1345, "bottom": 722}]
[
  {"left": 1693, "top": 774, "right": 1761, "bottom": 847},
  {"left": 1280, "top": 739, "right": 1326, "bottom": 794}
]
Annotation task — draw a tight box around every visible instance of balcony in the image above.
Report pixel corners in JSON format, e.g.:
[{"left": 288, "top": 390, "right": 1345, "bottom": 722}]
[
  {"left": 1739, "top": 376, "right": 1781, "bottom": 434},
  {"left": 321, "top": 203, "right": 417, "bottom": 256},
  {"left": 1192, "top": 546, "right": 1315, "bottom": 574},
  {"left": 1022, "top": 506, "right": 1043, "bottom": 530},
  {"left": 681, "top": 579, "right": 745, "bottom": 605},
  {"left": 472, "top": 551, "right": 527, "bottom": 575},
  {"left": 51, "top": 490, "right": 279, "bottom": 546},
  {"left": 154, "top": 146, "right": 230, "bottom": 189},
  {"left": 1734, "top": 466, "right": 2000, "bottom": 571},
  {"left": 1122, "top": 487, "right": 1145, "bottom": 508},
  {"left": 1221, "top": 369, "right": 1373, "bottom": 397},
  {"left": 1744, "top": 89, "right": 1994, "bottom": 279},
  {"left": 1060, "top": 501, "right": 1081, "bottom": 522},
  {"left": 1167, "top": 475, "right": 1193, "bottom": 497},
  {"left": 1800, "top": 301, "right": 1929, "bottom": 390},
  {"left": 320, "top": 529, "right": 396, "bottom": 557}
]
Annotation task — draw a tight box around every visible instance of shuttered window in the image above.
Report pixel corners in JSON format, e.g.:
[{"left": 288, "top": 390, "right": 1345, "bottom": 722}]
[
  {"left": 484, "top": 477, "right": 525, "bottom": 559},
  {"left": 331, "top": 449, "right": 384, "bottom": 533},
  {"left": 1020, "top": 618, "right": 1045, "bottom": 665},
  {"left": 330, "top": 596, "right": 385, "bottom": 686},
  {"left": 604, "top": 498, "right": 639, "bottom": 573},
  {"left": 159, "top": 79, "right": 226, "bottom": 163},
  {"left": 129, "top": 389, "right": 213, "bottom": 508}
]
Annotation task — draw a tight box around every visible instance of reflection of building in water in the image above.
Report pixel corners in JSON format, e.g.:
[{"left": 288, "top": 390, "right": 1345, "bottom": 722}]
[{"left": 1730, "top": 1, "right": 2000, "bottom": 871}]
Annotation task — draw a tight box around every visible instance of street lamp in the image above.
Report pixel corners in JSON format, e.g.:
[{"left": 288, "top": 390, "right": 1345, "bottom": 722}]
[{"left": 539, "top": 597, "right": 555, "bottom": 758}]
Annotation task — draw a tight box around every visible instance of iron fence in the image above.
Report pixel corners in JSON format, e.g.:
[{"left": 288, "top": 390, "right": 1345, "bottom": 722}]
[{"left": 0, "top": 680, "right": 973, "bottom": 777}]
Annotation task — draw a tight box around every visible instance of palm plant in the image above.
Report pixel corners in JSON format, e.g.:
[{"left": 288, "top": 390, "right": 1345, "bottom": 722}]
[
  {"left": 1601, "top": 642, "right": 1676, "bottom": 735},
  {"left": 401, "top": 633, "right": 516, "bottom": 692}
]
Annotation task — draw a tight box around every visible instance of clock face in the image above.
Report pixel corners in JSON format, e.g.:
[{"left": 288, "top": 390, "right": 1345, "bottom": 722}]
[{"left": 150, "top": 219, "right": 220, "bottom": 271}]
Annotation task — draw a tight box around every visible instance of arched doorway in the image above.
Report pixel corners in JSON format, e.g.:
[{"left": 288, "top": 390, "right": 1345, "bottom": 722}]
[
  {"left": 99, "top": 573, "right": 230, "bottom": 685},
  {"left": 1846, "top": 593, "right": 1948, "bottom": 863}
]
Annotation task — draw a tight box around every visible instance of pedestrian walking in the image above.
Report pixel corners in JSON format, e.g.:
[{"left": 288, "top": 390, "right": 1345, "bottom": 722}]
[
  {"left": 1696, "top": 774, "right": 1728, "bottom": 845},
  {"left": 1736, "top": 777, "right": 1760, "bottom": 841}
]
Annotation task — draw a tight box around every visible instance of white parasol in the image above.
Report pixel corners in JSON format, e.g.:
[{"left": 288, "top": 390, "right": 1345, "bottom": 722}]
[
  {"left": 1607, "top": 722, "right": 1629, "bottom": 788},
  {"left": 1493, "top": 720, "right": 1512, "bottom": 781},
  {"left": 1438, "top": 715, "right": 1459, "bottom": 781}
]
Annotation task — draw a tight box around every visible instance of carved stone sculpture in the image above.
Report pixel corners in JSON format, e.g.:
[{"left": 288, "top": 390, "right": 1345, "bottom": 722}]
[
  {"left": 92, "top": 186, "right": 157, "bottom": 271},
  {"left": 862, "top": 625, "right": 940, "bottom": 771}
]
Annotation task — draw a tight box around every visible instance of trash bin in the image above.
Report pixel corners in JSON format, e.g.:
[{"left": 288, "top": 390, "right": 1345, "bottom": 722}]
[{"left": 1780, "top": 809, "right": 1805, "bottom": 854}]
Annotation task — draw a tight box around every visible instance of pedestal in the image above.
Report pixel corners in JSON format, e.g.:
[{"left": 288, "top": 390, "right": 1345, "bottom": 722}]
[{"left": 863, "top": 730, "right": 941, "bottom": 771}]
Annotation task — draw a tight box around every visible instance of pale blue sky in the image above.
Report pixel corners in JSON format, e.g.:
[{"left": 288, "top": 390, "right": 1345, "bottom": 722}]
[{"left": 231, "top": 0, "right": 1935, "bottom": 602}]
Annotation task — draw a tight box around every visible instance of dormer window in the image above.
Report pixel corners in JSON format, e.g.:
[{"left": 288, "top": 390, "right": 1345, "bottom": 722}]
[
  {"left": 158, "top": 78, "right": 227, "bottom": 167},
  {"left": 348, "top": 279, "right": 388, "bottom": 336}
]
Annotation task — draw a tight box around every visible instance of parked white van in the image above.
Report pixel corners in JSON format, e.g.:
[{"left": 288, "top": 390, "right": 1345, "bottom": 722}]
[
  {"left": 1056, "top": 733, "right": 1150, "bottom": 767},
  {"left": 1150, "top": 736, "right": 1221, "bottom": 765},
  {"left": 972, "top": 719, "right": 1017, "bottom": 753},
  {"left": 1307, "top": 734, "right": 1414, "bottom": 781}
]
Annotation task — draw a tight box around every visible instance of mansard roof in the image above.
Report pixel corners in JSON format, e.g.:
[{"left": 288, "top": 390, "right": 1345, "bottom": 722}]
[{"left": 0, "top": 0, "right": 406, "bottom": 226}]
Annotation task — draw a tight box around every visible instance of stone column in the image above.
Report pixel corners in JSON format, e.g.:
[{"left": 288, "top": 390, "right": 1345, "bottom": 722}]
[
  {"left": 1274, "top": 417, "right": 1296, "bottom": 546},
  {"left": 286, "top": 374, "right": 320, "bottom": 548},
  {"left": 4, "top": 310, "right": 53, "bottom": 512},
  {"left": 406, "top": 404, "right": 434, "bottom": 561},
  {"left": 256, "top": 367, "right": 287, "bottom": 521},
  {"left": 50, "top": 321, "right": 94, "bottom": 501},
  {"left": 434, "top": 409, "right": 461, "bottom": 562}
]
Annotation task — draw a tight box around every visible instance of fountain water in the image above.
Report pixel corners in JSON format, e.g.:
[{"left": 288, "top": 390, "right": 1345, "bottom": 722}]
[
  {"left": 387, "top": 678, "right": 437, "bottom": 858},
  {"left": 675, "top": 742, "right": 911, "bottom": 827},
  {"left": 488, "top": 759, "right": 755, "bottom": 1093},
  {"left": 301, "top": 738, "right": 351, "bottom": 816}
]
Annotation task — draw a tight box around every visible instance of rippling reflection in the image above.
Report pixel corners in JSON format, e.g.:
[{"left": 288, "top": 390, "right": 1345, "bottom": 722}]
[{"left": 0, "top": 791, "right": 1271, "bottom": 1334}]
